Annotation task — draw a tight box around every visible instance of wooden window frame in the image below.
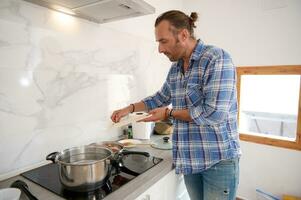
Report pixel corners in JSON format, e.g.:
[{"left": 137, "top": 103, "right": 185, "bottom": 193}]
[{"left": 237, "top": 65, "right": 301, "bottom": 151}]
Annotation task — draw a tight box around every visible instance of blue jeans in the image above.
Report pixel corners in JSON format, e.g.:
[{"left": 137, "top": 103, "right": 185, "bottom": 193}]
[{"left": 183, "top": 158, "right": 239, "bottom": 200}]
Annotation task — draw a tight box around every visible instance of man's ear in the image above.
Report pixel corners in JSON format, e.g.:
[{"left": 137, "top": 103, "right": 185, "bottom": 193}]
[{"left": 179, "top": 29, "right": 190, "bottom": 42}]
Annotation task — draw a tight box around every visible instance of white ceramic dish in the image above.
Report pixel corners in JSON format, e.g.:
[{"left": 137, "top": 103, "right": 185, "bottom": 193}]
[
  {"left": 111, "top": 112, "right": 152, "bottom": 128},
  {"left": 118, "top": 139, "right": 142, "bottom": 148},
  {"left": 0, "top": 188, "right": 21, "bottom": 200}
]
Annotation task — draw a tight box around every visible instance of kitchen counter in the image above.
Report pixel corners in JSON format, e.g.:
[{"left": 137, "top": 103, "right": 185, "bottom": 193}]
[{"left": 0, "top": 135, "right": 173, "bottom": 200}]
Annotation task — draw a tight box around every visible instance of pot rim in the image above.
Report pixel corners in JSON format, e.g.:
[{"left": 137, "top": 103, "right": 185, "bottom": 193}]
[
  {"left": 56, "top": 145, "right": 113, "bottom": 166},
  {"left": 89, "top": 141, "right": 124, "bottom": 153}
]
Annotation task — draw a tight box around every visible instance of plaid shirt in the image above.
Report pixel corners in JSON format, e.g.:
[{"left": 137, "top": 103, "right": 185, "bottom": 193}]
[{"left": 143, "top": 40, "right": 241, "bottom": 174}]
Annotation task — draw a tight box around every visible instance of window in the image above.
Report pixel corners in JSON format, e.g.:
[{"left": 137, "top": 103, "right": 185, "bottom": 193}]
[{"left": 237, "top": 65, "right": 301, "bottom": 150}]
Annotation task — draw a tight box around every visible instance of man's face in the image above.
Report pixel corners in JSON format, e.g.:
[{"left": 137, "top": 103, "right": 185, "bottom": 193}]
[{"left": 155, "top": 20, "right": 185, "bottom": 62}]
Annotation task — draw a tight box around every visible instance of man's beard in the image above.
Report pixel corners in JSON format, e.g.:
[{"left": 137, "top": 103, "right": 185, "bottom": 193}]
[
  {"left": 167, "top": 55, "right": 178, "bottom": 62},
  {"left": 164, "top": 53, "right": 175, "bottom": 61},
  {"left": 166, "top": 38, "right": 181, "bottom": 62}
]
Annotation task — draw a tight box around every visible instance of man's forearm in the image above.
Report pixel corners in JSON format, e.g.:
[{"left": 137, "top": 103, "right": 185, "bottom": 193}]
[
  {"left": 126, "top": 101, "right": 147, "bottom": 113},
  {"left": 126, "top": 102, "right": 193, "bottom": 122},
  {"left": 172, "top": 109, "right": 192, "bottom": 122}
]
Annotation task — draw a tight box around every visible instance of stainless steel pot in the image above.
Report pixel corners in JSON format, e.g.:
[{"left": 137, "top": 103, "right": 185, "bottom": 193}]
[
  {"left": 90, "top": 141, "right": 123, "bottom": 158},
  {"left": 46, "top": 145, "right": 112, "bottom": 192},
  {"left": 90, "top": 141, "right": 150, "bottom": 159},
  {"left": 90, "top": 141, "right": 151, "bottom": 176}
]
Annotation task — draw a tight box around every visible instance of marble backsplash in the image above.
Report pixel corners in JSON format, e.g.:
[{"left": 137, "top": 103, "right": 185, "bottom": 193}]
[{"left": 0, "top": 0, "right": 165, "bottom": 180}]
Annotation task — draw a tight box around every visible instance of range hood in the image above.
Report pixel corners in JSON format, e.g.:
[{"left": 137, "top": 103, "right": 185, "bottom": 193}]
[{"left": 23, "top": 0, "right": 155, "bottom": 24}]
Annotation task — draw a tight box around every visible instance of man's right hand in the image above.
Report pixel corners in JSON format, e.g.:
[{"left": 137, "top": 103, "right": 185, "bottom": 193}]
[{"left": 110, "top": 106, "right": 132, "bottom": 123}]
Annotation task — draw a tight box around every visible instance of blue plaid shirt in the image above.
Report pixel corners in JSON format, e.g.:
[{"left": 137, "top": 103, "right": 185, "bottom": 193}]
[{"left": 143, "top": 40, "right": 241, "bottom": 174}]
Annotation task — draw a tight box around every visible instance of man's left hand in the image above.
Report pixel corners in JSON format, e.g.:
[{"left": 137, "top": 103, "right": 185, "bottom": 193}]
[{"left": 138, "top": 107, "right": 168, "bottom": 122}]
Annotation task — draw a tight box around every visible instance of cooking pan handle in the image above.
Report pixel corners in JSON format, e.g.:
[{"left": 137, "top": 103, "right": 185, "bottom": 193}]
[
  {"left": 120, "top": 166, "right": 140, "bottom": 176},
  {"left": 11, "top": 180, "right": 39, "bottom": 200},
  {"left": 121, "top": 150, "right": 150, "bottom": 157},
  {"left": 46, "top": 152, "right": 59, "bottom": 163}
]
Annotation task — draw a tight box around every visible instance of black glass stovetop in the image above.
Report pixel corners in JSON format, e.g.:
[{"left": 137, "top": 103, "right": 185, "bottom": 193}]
[{"left": 21, "top": 154, "right": 162, "bottom": 200}]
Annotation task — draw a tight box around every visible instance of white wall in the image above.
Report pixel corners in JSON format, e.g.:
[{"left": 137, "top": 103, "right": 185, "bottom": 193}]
[
  {"left": 0, "top": 0, "right": 182, "bottom": 180},
  {"left": 103, "top": 0, "right": 184, "bottom": 97},
  {"left": 184, "top": 0, "right": 301, "bottom": 66},
  {"left": 183, "top": 0, "right": 301, "bottom": 199}
]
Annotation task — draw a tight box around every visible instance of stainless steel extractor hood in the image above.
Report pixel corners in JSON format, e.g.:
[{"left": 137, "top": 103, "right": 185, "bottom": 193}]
[{"left": 23, "top": 0, "right": 155, "bottom": 24}]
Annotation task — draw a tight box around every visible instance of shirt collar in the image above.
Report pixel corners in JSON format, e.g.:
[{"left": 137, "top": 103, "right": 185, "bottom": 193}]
[
  {"left": 175, "top": 39, "right": 204, "bottom": 71},
  {"left": 191, "top": 39, "right": 204, "bottom": 61}
]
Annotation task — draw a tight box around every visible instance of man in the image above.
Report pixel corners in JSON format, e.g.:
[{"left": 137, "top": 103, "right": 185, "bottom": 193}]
[{"left": 111, "top": 10, "right": 241, "bottom": 200}]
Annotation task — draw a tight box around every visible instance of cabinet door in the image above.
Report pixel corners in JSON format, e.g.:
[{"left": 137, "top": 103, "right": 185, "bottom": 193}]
[
  {"left": 162, "top": 170, "right": 190, "bottom": 200},
  {"left": 135, "top": 178, "right": 163, "bottom": 200},
  {"left": 135, "top": 170, "right": 190, "bottom": 200}
]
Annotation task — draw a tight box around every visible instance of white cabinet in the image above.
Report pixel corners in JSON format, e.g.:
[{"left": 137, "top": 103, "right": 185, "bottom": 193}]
[{"left": 135, "top": 170, "right": 190, "bottom": 200}]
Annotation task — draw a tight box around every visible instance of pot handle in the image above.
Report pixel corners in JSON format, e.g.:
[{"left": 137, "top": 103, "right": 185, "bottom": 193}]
[
  {"left": 120, "top": 166, "right": 140, "bottom": 176},
  {"left": 46, "top": 152, "right": 59, "bottom": 163},
  {"left": 11, "top": 180, "right": 39, "bottom": 200},
  {"left": 121, "top": 150, "right": 150, "bottom": 157}
]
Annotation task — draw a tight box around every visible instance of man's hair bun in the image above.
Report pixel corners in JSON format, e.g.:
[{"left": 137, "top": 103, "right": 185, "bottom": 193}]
[
  {"left": 189, "top": 12, "right": 198, "bottom": 28},
  {"left": 190, "top": 12, "right": 198, "bottom": 23}
]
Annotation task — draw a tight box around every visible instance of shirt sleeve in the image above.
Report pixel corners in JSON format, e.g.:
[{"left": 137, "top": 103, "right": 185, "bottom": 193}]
[
  {"left": 186, "top": 50, "right": 237, "bottom": 125},
  {"left": 142, "top": 80, "right": 171, "bottom": 111}
]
